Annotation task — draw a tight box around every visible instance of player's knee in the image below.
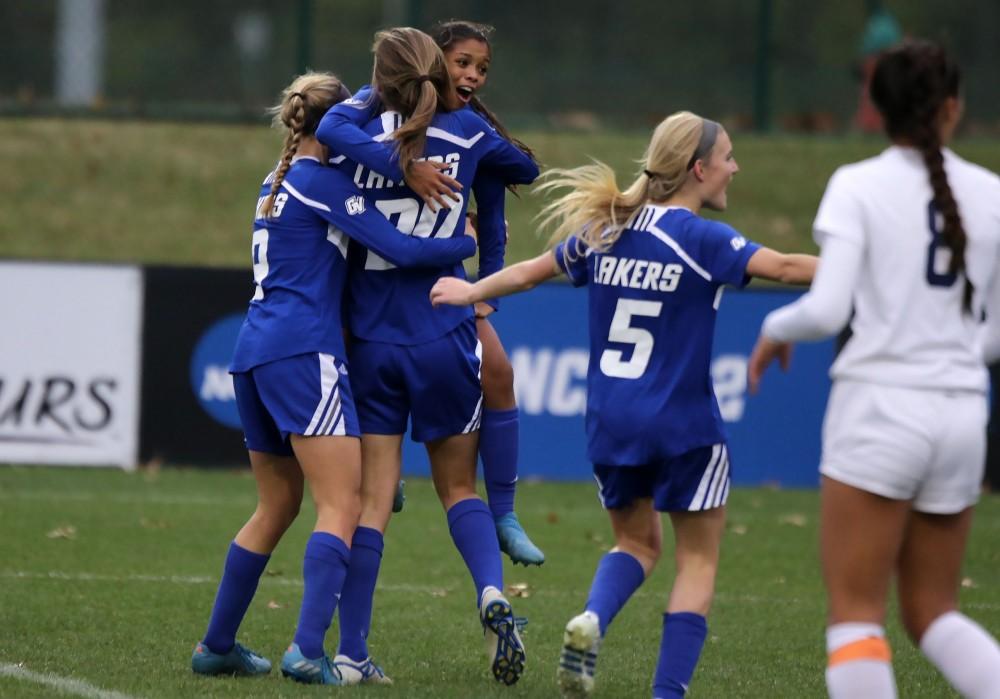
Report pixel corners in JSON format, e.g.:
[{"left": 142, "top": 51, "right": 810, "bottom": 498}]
[
  {"left": 899, "top": 597, "right": 956, "bottom": 643},
  {"left": 481, "top": 354, "right": 515, "bottom": 405},
  {"left": 254, "top": 498, "right": 300, "bottom": 535}
]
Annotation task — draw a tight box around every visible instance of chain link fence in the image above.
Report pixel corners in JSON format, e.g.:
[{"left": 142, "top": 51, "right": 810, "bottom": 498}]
[{"left": 3, "top": 0, "right": 999, "bottom": 131}]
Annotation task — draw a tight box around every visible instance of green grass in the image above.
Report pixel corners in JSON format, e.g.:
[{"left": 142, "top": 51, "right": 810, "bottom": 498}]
[
  {"left": 3, "top": 118, "right": 999, "bottom": 268},
  {"left": 1, "top": 466, "right": 998, "bottom": 697}
]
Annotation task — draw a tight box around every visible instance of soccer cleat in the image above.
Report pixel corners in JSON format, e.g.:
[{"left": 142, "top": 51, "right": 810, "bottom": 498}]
[
  {"left": 280, "top": 643, "right": 343, "bottom": 685},
  {"left": 332, "top": 654, "right": 393, "bottom": 685},
  {"left": 557, "top": 611, "right": 601, "bottom": 698},
  {"left": 495, "top": 512, "right": 545, "bottom": 566},
  {"left": 392, "top": 479, "right": 406, "bottom": 513},
  {"left": 191, "top": 641, "right": 271, "bottom": 677},
  {"left": 480, "top": 585, "right": 526, "bottom": 685}
]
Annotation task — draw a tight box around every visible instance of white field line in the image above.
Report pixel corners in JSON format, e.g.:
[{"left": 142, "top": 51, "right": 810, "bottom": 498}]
[
  {"left": 5, "top": 570, "right": 998, "bottom": 612},
  {"left": 0, "top": 663, "right": 138, "bottom": 699}
]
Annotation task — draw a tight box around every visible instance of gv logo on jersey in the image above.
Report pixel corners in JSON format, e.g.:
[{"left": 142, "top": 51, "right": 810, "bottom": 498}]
[
  {"left": 345, "top": 195, "right": 366, "bottom": 216},
  {"left": 189, "top": 313, "right": 245, "bottom": 430},
  {"left": 730, "top": 235, "right": 748, "bottom": 251}
]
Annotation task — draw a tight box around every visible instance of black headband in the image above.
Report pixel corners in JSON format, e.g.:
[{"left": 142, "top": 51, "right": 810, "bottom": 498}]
[
  {"left": 643, "top": 169, "right": 656, "bottom": 179},
  {"left": 289, "top": 92, "right": 306, "bottom": 101},
  {"left": 686, "top": 119, "right": 720, "bottom": 170}
]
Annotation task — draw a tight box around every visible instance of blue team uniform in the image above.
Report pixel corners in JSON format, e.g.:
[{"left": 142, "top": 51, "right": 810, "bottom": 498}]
[
  {"left": 554, "top": 205, "right": 760, "bottom": 511},
  {"left": 230, "top": 156, "right": 476, "bottom": 454},
  {"left": 317, "top": 91, "right": 538, "bottom": 441}
]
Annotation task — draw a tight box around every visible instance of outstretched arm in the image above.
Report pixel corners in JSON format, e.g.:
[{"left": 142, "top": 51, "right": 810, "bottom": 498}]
[
  {"left": 431, "top": 250, "right": 561, "bottom": 307},
  {"left": 745, "top": 248, "right": 817, "bottom": 285}
]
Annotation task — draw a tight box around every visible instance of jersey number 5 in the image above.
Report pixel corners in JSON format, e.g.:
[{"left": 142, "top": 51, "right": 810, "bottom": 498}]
[
  {"left": 600, "top": 299, "right": 663, "bottom": 379},
  {"left": 926, "top": 201, "right": 957, "bottom": 288}
]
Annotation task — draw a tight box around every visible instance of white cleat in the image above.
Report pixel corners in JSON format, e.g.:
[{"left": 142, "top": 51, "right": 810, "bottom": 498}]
[
  {"left": 480, "top": 585, "right": 527, "bottom": 685},
  {"left": 331, "top": 654, "right": 392, "bottom": 685},
  {"left": 557, "top": 611, "right": 601, "bottom": 698}
]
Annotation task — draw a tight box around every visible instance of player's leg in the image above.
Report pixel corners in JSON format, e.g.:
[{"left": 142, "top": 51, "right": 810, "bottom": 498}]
[
  {"left": 649, "top": 443, "right": 730, "bottom": 698},
  {"left": 897, "top": 508, "right": 1000, "bottom": 698},
  {"left": 558, "top": 466, "right": 657, "bottom": 698},
  {"left": 898, "top": 393, "right": 1000, "bottom": 699},
  {"left": 821, "top": 476, "right": 910, "bottom": 699},
  {"left": 333, "top": 432, "right": 400, "bottom": 685},
  {"left": 476, "top": 316, "right": 544, "bottom": 566},
  {"left": 332, "top": 338, "right": 406, "bottom": 684},
  {"left": 193, "top": 370, "right": 301, "bottom": 677}
]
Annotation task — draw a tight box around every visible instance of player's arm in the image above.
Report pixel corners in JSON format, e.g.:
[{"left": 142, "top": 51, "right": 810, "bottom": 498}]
[
  {"left": 431, "top": 249, "right": 560, "bottom": 307},
  {"left": 311, "top": 172, "right": 475, "bottom": 268},
  {"left": 982, "top": 264, "right": 1000, "bottom": 365},
  {"left": 745, "top": 248, "right": 817, "bottom": 285},
  {"left": 748, "top": 235, "right": 862, "bottom": 392},
  {"left": 316, "top": 86, "right": 459, "bottom": 210},
  {"left": 471, "top": 174, "right": 509, "bottom": 315},
  {"left": 471, "top": 114, "right": 540, "bottom": 185}
]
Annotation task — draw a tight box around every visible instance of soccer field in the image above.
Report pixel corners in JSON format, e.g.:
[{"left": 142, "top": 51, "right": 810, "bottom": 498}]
[{"left": 2, "top": 466, "right": 997, "bottom": 698}]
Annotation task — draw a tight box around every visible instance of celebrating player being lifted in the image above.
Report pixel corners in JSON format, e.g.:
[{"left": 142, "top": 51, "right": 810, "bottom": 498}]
[
  {"left": 431, "top": 111, "right": 816, "bottom": 698},
  {"left": 750, "top": 40, "right": 1000, "bottom": 699}
]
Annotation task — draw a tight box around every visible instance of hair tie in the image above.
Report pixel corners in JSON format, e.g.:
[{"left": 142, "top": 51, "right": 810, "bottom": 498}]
[
  {"left": 416, "top": 75, "right": 433, "bottom": 84},
  {"left": 289, "top": 91, "right": 306, "bottom": 101},
  {"left": 643, "top": 169, "right": 656, "bottom": 179}
]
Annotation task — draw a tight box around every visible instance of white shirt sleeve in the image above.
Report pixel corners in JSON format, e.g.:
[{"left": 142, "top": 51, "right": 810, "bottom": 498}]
[{"left": 761, "top": 234, "right": 863, "bottom": 342}]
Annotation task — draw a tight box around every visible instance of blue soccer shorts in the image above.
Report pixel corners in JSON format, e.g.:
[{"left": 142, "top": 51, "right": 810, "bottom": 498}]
[
  {"left": 233, "top": 352, "right": 360, "bottom": 456},
  {"left": 593, "top": 443, "right": 731, "bottom": 512},
  {"left": 349, "top": 319, "right": 483, "bottom": 443}
]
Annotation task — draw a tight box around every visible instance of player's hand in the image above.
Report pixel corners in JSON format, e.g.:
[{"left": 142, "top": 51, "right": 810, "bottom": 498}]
[
  {"left": 474, "top": 302, "right": 495, "bottom": 319},
  {"left": 405, "top": 161, "right": 461, "bottom": 212},
  {"left": 430, "top": 277, "right": 475, "bottom": 307},
  {"left": 748, "top": 335, "right": 793, "bottom": 394},
  {"left": 464, "top": 212, "right": 478, "bottom": 244}
]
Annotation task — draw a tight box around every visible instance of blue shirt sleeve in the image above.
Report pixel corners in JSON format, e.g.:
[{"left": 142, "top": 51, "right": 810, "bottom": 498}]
[
  {"left": 553, "top": 236, "right": 590, "bottom": 287},
  {"left": 316, "top": 86, "right": 405, "bottom": 182},
  {"left": 472, "top": 174, "right": 508, "bottom": 310},
  {"left": 305, "top": 169, "right": 475, "bottom": 268},
  {"left": 464, "top": 112, "right": 539, "bottom": 185},
  {"left": 693, "top": 219, "right": 761, "bottom": 288}
]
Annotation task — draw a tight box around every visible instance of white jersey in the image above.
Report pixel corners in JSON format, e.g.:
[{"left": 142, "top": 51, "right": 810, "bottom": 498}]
[{"left": 765, "top": 145, "right": 1000, "bottom": 393}]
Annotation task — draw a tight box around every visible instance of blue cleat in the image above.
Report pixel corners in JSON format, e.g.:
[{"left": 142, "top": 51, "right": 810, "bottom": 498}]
[
  {"left": 280, "top": 643, "right": 343, "bottom": 685},
  {"left": 495, "top": 512, "right": 545, "bottom": 566},
  {"left": 332, "top": 654, "right": 393, "bottom": 685},
  {"left": 191, "top": 641, "right": 271, "bottom": 677},
  {"left": 480, "top": 586, "right": 526, "bottom": 686},
  {"left": 392, "top": 479, "right": 406, "bottom": 513}
]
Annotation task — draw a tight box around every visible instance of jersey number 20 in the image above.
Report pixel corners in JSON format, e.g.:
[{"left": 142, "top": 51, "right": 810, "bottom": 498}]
[{"left": 600, "top": 299, "right": 663, "bottom": 379}]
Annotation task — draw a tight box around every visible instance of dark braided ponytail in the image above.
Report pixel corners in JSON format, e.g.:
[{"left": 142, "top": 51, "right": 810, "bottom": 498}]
[{"left": 870, "top": 40, "right": 972, "bottom": 312}]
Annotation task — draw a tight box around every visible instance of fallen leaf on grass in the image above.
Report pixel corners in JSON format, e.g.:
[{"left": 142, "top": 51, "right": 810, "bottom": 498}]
[
  {"left": 46, "top": 525, "right": 77, "bottom": 540},
  {"left": 729, "top": 524, "right": 748, "bottom": 535},
  {"left": 507, "top": 583, "right": 531, "bottom": 598},
  {"left": 139, "top": 517, "right": 170, "bottom": 529},
  {"left": 430, "top": 588, "right": 449, "bottom": 598},
  {"left": 267, "top": 600, "right": 284, "bottom": 609},
  {"left": 264, "top": 568, "right": 284, "bottom": 577},
  {"left": 546, "top": 512, "right": 559, "bottom": 524},
  {"left": 779, "top": 513, "right": 808, "bottom": 527},
  {"left": 961, "top": 577, "right": 977, "bottom": 589}
]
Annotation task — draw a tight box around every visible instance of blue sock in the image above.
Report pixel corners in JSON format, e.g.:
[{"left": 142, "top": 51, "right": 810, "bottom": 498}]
[
  {"left": 447, "top": 498, "right": 503, "bottom": 604},
  {"left": 292, "top": 532, "right": 350, "bottom": 660},
  {"left": 337, "top": 527, "right": 384, "bottom": 662},
  {"left": 584, "top": 551, "right": 645, "bottom": 636},
  {"left": 480, "top": 408, "right": 519, "bottom": 519},
  {"left": 202, "top": 541, "right": 270, "bottom": 655},
  {"left": 653, "top": 612, "right": 708, "bottom": 698}
]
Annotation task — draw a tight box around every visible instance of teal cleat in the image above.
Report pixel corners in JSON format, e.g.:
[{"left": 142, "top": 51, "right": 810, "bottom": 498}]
[
  {"left": 392, "top": 479, "right": 406, "bottom": 513},
  {"left": 495, "top": 512, "right": 545, "bottom": 566},
  {"left": 191, "top": 641, "right": 271, "bottom": 677},
  {"left": 480, "top": 586, "right": 526, "bottom": 686},
  {"left": 280, "top": 643, "right": 343, "bottom": 685}
]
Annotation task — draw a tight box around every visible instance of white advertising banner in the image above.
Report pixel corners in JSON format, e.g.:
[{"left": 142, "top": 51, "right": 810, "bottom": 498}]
[{"left": 0, "top": 261, "right": 143, "bottom": 469}]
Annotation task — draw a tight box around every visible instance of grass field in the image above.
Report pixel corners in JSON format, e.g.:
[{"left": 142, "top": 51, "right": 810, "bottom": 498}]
[
  {"left": 3, "top": 118, "right": 1000, "bottom": 269},
  {"left": 2, "top": 466, "right": 998, "bottom": 698}
]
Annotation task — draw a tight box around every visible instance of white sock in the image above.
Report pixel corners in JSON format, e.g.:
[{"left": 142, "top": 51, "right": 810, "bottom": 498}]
[
  {"left": 920, "top": 611, "right": 1000, "bottom": 699},
  {"left": 825, "top": 623, "right": 897, "bottom": 699}
]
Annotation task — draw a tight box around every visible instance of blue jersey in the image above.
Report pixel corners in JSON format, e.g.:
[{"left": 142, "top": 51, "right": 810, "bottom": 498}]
[
  {"left": 554, "top": 205, "right": 761, "bottom": 465},
  {"left": 230, "top": 156, "right": 476, "bottom": 372},
  {"left": 317, "top": 89, "right": 538, "bottom": 344}
]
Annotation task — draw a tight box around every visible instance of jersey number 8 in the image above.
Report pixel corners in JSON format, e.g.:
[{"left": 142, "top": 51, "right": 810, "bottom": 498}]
[{"left": 925, "top": 200, "right": 957, "bottom": 288}]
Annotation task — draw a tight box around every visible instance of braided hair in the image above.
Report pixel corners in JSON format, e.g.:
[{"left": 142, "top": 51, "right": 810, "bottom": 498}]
[{"left": 870, "top": 40, "right": 972, "bottom": 312}]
